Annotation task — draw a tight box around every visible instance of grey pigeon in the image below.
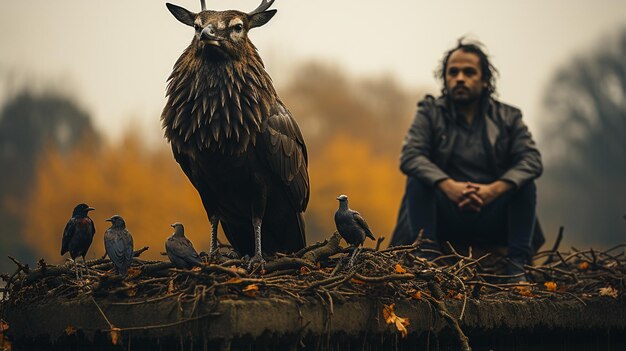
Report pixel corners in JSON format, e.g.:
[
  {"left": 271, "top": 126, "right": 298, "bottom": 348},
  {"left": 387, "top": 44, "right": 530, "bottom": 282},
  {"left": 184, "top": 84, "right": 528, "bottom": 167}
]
[
  {"left": 61, "top": 203, "right": 96, "bottom": 280},
  {"left": 104, "top": 215, "right": 134, "bottom": 276},
  {"left": 165, "top": 222, "right": 202, "bottom": 269},
  {"left": 334, "top": 195, "right": 376, "bottom": 247}
]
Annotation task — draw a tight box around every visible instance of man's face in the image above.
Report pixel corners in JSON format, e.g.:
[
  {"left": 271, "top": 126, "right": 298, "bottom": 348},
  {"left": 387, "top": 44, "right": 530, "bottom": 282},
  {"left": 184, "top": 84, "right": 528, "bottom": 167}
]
[{"left": 445, "top": 49, "right": 486, "bottom": 105}]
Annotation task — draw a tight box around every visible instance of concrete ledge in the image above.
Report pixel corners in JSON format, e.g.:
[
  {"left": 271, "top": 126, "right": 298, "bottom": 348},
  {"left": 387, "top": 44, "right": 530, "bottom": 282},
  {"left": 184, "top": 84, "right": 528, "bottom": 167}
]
[{"left": 6, "top": 296, "right": 626, "bottom": 349}]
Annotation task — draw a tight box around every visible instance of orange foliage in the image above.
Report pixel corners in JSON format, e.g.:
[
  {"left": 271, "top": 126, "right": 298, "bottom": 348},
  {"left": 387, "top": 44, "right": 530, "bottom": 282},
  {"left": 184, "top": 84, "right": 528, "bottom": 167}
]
[
  {"left": 23, "top": 134, "right": 212, "bottom": 263},
  {"left": 306, "top": 134, "right": 405, "bottom": 245}
]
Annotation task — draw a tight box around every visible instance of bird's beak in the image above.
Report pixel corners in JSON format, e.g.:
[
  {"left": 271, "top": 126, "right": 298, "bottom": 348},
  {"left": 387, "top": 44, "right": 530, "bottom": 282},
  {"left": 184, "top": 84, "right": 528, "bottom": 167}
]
[
  {"left": 336, "top": 196, "right": 341, "bottom": 200},
  {"left": 170, "top": 223, "right": 175, "bottom": 228},
  {"left": 200, "top": 27, "right": 222, "bottom": 46},
  {"left": 87, "top": 207, "right": 95, "bottom": 212},
  {"left": 105, "top": 218, "right": 113, "bottom": 222}
]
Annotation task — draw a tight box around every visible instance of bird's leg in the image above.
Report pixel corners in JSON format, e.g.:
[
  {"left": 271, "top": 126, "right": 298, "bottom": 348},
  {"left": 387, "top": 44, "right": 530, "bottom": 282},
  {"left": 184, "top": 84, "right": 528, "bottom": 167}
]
[
  {"left": 248, "top": 218, "right": 266, "bottom": 271},
  {"left": 208, "top": 215, "right": 220, "bottom": 261},
  {"left": 348, "top": 246, "right": 361, "bottom": 268},
  {"left": 72, "top": 258, "right": 80, "bottom": 281}
]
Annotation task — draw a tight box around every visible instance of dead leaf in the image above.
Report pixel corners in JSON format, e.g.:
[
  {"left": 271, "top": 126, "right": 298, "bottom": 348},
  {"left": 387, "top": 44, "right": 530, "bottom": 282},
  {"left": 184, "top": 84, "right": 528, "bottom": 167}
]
[
  {"left": 126, "top": 267, "right": 141, "bottom": 279},
  {"left": 65, "top": 325, "right": 76, "bottom": 335},
  {"left": 0, "top": 320, "right": 8, "bottom": 333},
  {"left": 578, "top": 261, "right": 589, "bottom": 270},
  {"left": 394, "top": 264, "right": 407, "bottom": 274},
  {"left": 411, "top": 291, "right": 422, "bottom": 300},
  {"left": 300, "top": 266, "right": 311, "bottom": 275},
  {"left": 226, "top": 277, "right": 243, "bottom": 284},
  {"left": 110, "top": 327, "right": 121, "bottom": 345},
  {"left": 544, "top": 281, "right": 557, "bottom": 292},
  {"left": 599, "top": 286, "right": 618, "bottom": 298},
  {"left": 351, "top": 278, "right": 365, "bottom": 285},
  {"left": 243, "top": 284, "right": 259, "bottom": 297},
  {"left": 167, "top": 280, "right": 175, "bottom": 294},
  {"left": 192, "top": 266, "right": 202, "bottom": 272},
  {"left": 382, "top": 304, "right": 409, "bottom": 338},
  {"left": 515, "top": 285, "right": 534, "bottom": 297}
]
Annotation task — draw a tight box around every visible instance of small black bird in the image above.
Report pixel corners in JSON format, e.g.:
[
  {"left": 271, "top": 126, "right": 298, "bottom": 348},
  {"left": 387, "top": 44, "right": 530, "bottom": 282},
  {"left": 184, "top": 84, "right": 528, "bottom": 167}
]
[
  {"left": 61, "top": 203, "right": 96, "bottom": 280},
  {"left": 335, "top": 195, "right": 375, "bottom": 246},
  {"left": 104, "top": 215, "right": 134, "bottom": 276},
  {"left": 335, "top": 195, "right": 376, "bottom": 265},
  {"left": 165, "top": 222, "right": 202, "bottom": 269}
]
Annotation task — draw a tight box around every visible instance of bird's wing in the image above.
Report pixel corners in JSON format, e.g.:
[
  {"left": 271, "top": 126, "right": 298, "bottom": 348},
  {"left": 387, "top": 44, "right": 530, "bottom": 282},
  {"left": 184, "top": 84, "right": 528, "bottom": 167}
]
[
  {"left": 124, "top": 230, "right": 134, "bottom": 261},
  {"left": 178, "top": 238, "right": 202, "bottom": 266},
  {"left": 61, "top": 218, "right": 76, "bottom": 255},
  {"left": 258, "top": 103, "right": 310, "bottom": 211},
  {"left": 105, "top": 230, "right": 131, "bottom": 269},
  {"left": 353, "top": 211, "right": 376, "bottom": 240}
]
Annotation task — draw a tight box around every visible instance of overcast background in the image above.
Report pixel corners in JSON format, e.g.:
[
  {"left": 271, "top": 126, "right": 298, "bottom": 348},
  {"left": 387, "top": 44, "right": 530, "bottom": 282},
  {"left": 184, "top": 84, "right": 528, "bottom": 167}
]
[{"left": 0, "top": 0, "right": 624, "bottom": 142}]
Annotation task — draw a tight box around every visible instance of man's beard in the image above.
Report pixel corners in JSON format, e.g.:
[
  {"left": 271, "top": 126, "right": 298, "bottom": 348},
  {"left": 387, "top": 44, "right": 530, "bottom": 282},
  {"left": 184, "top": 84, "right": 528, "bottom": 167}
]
[{"left": 449, "top": 86, "right": 481, "bottom": 106}]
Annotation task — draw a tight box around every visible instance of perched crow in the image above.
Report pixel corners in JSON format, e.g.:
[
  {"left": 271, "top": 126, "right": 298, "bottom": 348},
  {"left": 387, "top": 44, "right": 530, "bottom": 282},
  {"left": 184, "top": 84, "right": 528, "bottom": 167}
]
[
  {"left": 165, "top": 222, "right": 202, "bottom": 269},
  {"left": 61, "top": 203, "right": 96, "bottom": 279},
  {"left": 162, "top": 0, "right": 309, "bottom": 266},
  {"left": 104, "top": 215, "right": 134, "bottom": 276},
  {"left": 335, "top": 195, "right": 376, "bottom": 247}
]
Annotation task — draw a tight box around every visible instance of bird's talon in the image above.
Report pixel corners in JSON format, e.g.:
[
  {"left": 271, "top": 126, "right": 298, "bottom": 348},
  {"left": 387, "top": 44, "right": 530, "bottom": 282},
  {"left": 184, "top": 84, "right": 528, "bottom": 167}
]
[{"left": 247, "top": 255, "right": 266, "bottom": 272}]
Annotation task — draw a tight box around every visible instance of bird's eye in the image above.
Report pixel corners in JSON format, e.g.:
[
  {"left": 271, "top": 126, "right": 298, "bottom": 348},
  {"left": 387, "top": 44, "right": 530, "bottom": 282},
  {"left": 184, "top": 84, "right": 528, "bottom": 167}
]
[
  {"left": 194, "top": 23, "right": 202, "bottom": 31},
  {"left": 233, "top": 23, "right": 244, "bottom": 33}
]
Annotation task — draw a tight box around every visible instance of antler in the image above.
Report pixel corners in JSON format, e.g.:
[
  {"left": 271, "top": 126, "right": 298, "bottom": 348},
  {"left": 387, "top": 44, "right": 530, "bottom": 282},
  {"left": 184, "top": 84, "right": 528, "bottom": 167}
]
[
  {"left": 200, "top": 0, "right": 206, "bottom": 11},
  {"left": 248, "top": 0, "right": 275, "bottom": 15}
]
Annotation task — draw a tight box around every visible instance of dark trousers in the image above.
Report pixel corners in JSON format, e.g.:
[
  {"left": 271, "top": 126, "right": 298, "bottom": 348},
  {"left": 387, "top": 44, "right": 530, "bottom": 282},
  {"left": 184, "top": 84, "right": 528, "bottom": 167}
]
[{"left": 390, "top": 176, "right": 540, "bottom": 259}]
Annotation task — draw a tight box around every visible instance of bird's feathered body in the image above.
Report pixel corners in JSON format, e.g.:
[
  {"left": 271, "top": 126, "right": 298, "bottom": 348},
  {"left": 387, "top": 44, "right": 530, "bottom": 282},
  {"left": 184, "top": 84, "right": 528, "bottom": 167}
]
[
  {"left": 61, "top": 203, "right": 96, "bottom": 260},
  {"left": 161, "top": 2, "right": 309, "bottom": 257},
  {"left": 335, "top": 195, "right": 376, "bottom": 247},
  {"left": 166, "top": 223, "right": 202, "bottom": 269},
  {"left": 104, "top": 216, "right": 134, "bottom": 275}
]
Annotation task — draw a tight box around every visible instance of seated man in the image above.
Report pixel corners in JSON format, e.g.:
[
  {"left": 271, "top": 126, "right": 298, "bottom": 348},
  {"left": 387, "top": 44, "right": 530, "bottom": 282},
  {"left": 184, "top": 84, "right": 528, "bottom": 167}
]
[{"left": 389, "top": 39, "right": 544, "bottom": 275}]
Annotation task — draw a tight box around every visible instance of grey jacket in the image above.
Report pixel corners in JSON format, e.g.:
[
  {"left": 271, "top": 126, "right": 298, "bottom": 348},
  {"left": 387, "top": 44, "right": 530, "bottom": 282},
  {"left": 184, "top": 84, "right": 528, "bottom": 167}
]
[{"left": 400, "top": 95, "right": 542, "bottom": 187}]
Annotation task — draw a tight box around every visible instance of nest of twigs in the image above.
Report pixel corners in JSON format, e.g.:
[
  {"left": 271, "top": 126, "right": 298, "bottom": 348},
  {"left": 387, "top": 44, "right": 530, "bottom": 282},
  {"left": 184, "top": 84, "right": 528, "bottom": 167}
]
[{"left": 1, "top": 231, "right": 625, "bottom": 349}]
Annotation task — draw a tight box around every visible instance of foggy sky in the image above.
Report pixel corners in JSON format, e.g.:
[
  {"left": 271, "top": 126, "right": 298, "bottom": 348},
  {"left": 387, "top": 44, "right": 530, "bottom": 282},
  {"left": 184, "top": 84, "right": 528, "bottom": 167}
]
[{"left": 1, "top": 0, "right": 625, "bottom": 144}]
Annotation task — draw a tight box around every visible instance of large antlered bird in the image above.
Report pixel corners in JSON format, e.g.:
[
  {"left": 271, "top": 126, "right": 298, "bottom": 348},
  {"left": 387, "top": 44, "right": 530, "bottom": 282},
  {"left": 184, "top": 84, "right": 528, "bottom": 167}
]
[
  {"left": 61, "top": 203, "right": 96, "bottom": 280},
  {"left": 161, "top": 0, "right": 309, "bottom": 266}
]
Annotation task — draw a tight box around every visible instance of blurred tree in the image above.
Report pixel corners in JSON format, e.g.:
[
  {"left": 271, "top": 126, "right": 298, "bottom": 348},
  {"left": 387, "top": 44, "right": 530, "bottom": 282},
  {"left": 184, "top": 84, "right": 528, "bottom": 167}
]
[
  {"left": 0, "top": 90, "right": 98, "bottom": 272},
  {"left": 538, "top": 29, "right": 626, "bottom": 246},
  {"left": 23, "top": 134, "right": 212, "bottom": 264},
  {"left": 21, "top": 62, "right": 427, "bottom": 262},
  {"left": 280, "top": 62, "right": 425, "bottom": 245}
]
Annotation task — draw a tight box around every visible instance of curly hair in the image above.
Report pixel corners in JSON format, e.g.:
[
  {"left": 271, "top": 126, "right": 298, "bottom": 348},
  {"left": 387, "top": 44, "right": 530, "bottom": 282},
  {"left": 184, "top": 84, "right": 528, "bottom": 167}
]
[{"left": 436, "top": 37, "right": 499, "bottom": 96}]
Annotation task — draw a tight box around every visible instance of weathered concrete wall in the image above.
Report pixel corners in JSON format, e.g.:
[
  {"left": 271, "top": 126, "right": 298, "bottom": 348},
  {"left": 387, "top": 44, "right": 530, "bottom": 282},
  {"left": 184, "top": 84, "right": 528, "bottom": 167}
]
[{"left": 5, "top": 297, "right": 626, "bottom": 350}]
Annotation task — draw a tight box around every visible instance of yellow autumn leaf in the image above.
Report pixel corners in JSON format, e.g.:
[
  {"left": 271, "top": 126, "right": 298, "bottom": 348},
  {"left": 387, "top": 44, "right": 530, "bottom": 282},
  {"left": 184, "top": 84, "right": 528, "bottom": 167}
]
[
  {"left": 578, "top": 261, "right": 589, "bottom": 270},
  {"left": 394, "top": 264, "right": 407, "bottom": 274},
  {"left": 243, "top": 284, "right": 259, "bottom": 297},
  {"left": 412, "top": 291, "right": 422, "bottom": 300},
  {"left": 65, "top": 325, "right": 76, "bottom": 335},
  {"left": 599, "top": 286, "right": 618, "bottom": 298},
  {"left": 382, "top": 304, "right": 410, "bottom": 338},
  {"left": 544, "top": 281, "right": 557, "bottom": 292},
  {"left": 226, "top": 277, "right": 244, "bottom": 284},
  {"left": 167, "top": 280, "right": 175, "bottom": 294},
  {"left": 110, "top": 327, "right": 121, "bottom": 345},
  {"left": 515, "top": 285, "right": 534, "bottom": 297}
]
